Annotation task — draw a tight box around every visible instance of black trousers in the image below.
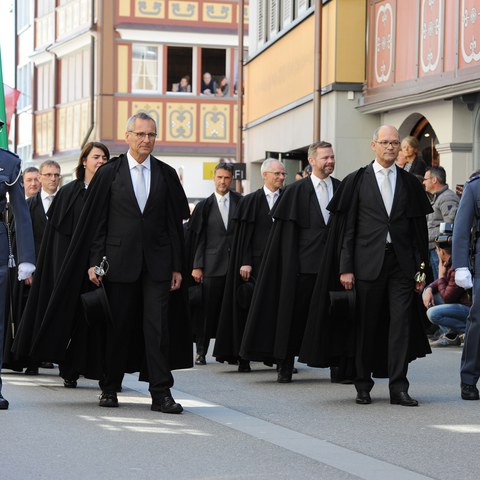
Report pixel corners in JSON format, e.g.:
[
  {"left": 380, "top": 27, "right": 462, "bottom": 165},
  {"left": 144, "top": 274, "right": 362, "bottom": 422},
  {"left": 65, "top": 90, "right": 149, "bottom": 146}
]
[
  {"left": 196, "top": 275, "right": 226, "bottom": 356},
  {"left": 354, "top": 249, "right": 413, "bottom": 394},
  {"left": 100, "top": 271, "right": 173, "bottom": 399}
]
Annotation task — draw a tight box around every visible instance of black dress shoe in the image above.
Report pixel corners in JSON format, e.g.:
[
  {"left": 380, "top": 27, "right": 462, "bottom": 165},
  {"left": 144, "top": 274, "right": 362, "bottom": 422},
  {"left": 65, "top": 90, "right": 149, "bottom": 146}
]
[
  {"left": 277, "top": 369, "right": 293, "bottom": 383},
  {"left": 40, "top": 362, "right": 55, "bottom": 369},
  {"left": 195, "top": 355, "right": 206, "bottom": 365},
  {"left": 151, "top": 395, "right": 183, "bottom": 414},
  {"left": 461, "top": 382, "right": 479, "bottom": 400},
  {"left": 63, "top": 379, "right": 78, "bottom": 389},
  {"left": 355, "top": 391, "right": 371, "bottom": 405},
  {"left": 99, "top": 392, "right": 119, "bottom": 407},
  {"left": 238, "top": 359, "right": 251, "bottom": 373},
  {"left": 0, "top": 394, "right": 9, "bottom": 410},
  {"left": 390, "top": 391, "right": 419, "bottom": 406},
  {"left": 24, "top": 367, "right": 39, "bottom": 375}
]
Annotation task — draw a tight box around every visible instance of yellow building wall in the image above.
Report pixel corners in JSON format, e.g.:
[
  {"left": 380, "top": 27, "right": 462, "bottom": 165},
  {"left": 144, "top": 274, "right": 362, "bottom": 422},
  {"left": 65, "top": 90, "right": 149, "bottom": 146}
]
[
  {"left": 246, "top": 16, "right": 315, "bottom": 124},
  {"left": 335, "top": 0, "right": 366, "bottom": 83}
]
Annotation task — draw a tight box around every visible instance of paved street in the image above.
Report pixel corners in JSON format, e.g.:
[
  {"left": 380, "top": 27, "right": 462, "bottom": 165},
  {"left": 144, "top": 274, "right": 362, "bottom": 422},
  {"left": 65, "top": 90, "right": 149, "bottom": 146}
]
[{"left": 1, "top": 344, "right": 479, "bottom": 480}]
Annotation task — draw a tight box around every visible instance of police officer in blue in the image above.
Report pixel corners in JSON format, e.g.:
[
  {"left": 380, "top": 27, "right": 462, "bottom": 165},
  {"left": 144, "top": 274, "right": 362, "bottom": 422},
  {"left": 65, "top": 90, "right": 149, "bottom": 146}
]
[
  {"left": 0, "top": 118, "right": 36, "bottom": 410},
  {"left": 452, "top": 172, "right": 480, "bottom": 400}
]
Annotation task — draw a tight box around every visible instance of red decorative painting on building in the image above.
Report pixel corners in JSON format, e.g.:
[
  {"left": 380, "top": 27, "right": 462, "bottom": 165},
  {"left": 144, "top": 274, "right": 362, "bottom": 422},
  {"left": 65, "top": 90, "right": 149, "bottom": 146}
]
[
  {"left": 374, "top": 1, "right": 394, "bottom": 85},
  {"left": 460, "top": 0, "right": 480, "bottom": 67},
  {"left": 420, "top": 0, "right": 442, "bottom": 75}
]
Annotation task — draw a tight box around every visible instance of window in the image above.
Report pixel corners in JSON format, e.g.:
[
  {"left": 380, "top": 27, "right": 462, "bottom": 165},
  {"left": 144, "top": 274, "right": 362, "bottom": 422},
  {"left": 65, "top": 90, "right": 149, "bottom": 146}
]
[
  {"left": 36, "top": 62, "right": 54, "bottom": 111},
  {"left": 167, "top": 46, "right": 193, "bottom": 92},
  {"left": 17, "top": 0, "right": 31, "bottom": 31},
  {"left": 36, "top": 0, "right": 55, "bottom": 17},
  {"left": 132, "top": 45, "right": 160, "bottom": 92},
  {"left": 59, "top": 48, "right": 91, "bottom": 103},
  {"left": 17, "top": 63, "right": 33, "bottom": 111},
  {"left": 201, "top": 48, "right": 227, "bottom": 94}
]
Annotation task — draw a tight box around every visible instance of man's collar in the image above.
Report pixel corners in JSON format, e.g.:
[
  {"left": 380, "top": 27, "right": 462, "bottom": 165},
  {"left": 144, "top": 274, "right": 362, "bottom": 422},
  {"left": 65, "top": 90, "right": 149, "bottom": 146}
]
[
  {"left": 127, "top": 151, "right": 151, "bottom": 170},
  {"left": 214, "top": 191, "right": 230, "bottom": 202}
]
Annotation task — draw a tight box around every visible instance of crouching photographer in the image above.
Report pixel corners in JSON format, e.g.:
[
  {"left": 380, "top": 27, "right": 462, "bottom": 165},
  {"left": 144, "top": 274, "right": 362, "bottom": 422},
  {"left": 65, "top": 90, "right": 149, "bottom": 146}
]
[{"left": 423, "top": 224, "right": 471, "bottom": 347}]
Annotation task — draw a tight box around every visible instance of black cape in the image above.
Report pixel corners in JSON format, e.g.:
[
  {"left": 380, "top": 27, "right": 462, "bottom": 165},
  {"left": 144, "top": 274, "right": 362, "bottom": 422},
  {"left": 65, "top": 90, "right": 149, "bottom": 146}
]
[
  {"left": 213, "top": 188, "right": 275, "bottom": 363},
  {"left": 299, "top": 166, "right": 432, "bottom": 375},
  {"left": 239, "top": 177, "right": 334, "bottom": 364},
  {"left": 14, "top": 156, "right": 193, "bottom": 377}
]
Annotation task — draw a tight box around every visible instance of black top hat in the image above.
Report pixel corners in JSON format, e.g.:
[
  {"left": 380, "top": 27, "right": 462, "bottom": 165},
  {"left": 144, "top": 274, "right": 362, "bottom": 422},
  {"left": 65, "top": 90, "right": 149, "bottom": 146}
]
[
  {"left": 80, "top": 283, "right": 112, "bottom": 325},
  {"left": 236, "top": 277, "right": 256, "bottom": 311}
]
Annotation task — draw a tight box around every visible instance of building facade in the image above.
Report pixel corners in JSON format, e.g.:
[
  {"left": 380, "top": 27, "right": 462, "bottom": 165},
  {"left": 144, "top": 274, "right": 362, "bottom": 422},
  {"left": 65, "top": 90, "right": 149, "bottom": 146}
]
[
  {"left": 15, "top": 0, "right": 248, "bottom": 198},
  {"left": 245, "top": 0, "right": 480, "bottom": 191}
]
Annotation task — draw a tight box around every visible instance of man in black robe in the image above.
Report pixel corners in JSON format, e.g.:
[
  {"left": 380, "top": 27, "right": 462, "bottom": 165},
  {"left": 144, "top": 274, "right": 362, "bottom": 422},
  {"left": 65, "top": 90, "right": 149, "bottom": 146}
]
[
  {"left": 188, "top": 163, "right": 241, "bottom": 365},
  {"left": 14, "top": 113, "right": 192, "bottom": 412},
  {"left": 214, "top": 158, "right": 285, "bottom": 371},
  {"left": 338, "top": 125, "right": 432, "bottom": 406},
  {"left": 240, "top": 141, "right": 340, "bottom": 383}
]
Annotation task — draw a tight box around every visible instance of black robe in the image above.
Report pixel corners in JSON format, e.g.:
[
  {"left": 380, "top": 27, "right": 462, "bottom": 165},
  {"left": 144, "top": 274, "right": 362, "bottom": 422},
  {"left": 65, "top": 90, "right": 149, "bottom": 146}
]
[
  {"left": 213, "top": 188, "right": 276, "bottom": 363},
  {"left": 299, "top": 166, "right": 432, "bottom": 375},
  {"left": 13, "top": 156, "right": 192, "bottom": 378},
  {"left": 239, "top": 177, "right": 335, "bottom": 364}
]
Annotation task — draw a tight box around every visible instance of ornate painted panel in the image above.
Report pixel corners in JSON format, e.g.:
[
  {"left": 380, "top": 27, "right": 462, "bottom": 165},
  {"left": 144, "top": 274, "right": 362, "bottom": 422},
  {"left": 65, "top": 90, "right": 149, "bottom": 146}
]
[
  {"left": 168, "top": 1, "right": 199, "bottom": 21},
  {"left": 419, "top": 0, "right": 443, "bottom": 76},
  {"left": 373, "top": 1, "right": 394, "bottom": 87},
  {"left": 459, "top": 0, "right": 480, "bottom": 68},
  {"left": 134, "top": 0, "right": 166, "bottom": 18},
  {"left": 203, "top": 2, "right": 233, "bottom": 23},
  {"left": 201, "top": 103, "right": 230, "bottom": 143},
  {"left": 166, "top": 103, "right": 197, "bottom": 142}
]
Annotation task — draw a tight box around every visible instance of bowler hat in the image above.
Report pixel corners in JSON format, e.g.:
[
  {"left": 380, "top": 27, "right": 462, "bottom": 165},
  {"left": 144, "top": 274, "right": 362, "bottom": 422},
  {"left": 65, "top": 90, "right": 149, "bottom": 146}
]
[
  {"left": 188, "top": 283, "right": 203, "bottom": 309},
  {"left": 236, "top": 277, "right": 256, "bottom": 311},
  {"left": 329, "top": 290, "right": 356, "bottom": 323},
  {"left": 80, "top": 283, "right": 113, "bottom": 325}
]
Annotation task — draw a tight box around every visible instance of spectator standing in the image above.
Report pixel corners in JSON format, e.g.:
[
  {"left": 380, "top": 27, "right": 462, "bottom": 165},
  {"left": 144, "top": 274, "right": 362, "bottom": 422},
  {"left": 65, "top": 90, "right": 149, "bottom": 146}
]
[
  {"left": 423, "top": 166, "right": 459, "bottom": 279},
  {"left": 23, "top": 167, "right": 40, "bottom": 198}
]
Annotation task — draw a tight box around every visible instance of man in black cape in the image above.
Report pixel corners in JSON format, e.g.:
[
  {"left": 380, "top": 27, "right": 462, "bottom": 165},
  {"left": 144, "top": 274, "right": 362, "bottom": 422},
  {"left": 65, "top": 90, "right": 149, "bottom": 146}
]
[
  {"left": 213, "top": 158, "right": 285, "bottom": 371},
  {"left": 187, "top": 162, "right": 241, "bottom": 365},
  {"left": 330, "top": 125, "right": 432, "bottom": 406},
  {"left": 240, "top": 141, "right": 340, "bottom": 383},
  {"left": 14, "top": 113, "right": 192, "bottom": 412}
]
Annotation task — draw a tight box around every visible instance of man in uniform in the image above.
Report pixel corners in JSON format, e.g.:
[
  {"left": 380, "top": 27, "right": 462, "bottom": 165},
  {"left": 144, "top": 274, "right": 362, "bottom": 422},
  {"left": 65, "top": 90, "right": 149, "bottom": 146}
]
[
  {"left": 0, "top": 118, "right": 36, "bottom": 410},
  {"left": 452, "top": 173, "right": 480, "bottom": 400}
]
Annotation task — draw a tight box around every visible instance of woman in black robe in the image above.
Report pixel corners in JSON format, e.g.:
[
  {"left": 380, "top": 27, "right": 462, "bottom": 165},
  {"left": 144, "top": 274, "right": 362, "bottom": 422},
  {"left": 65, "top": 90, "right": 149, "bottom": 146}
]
[{"left": 13, "top": 142, "right": 109, "bottom": 387}]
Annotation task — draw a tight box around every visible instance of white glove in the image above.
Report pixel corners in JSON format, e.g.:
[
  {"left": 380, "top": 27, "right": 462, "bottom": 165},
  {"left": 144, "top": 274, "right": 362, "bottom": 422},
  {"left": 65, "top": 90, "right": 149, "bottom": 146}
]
[
  {"left": 455, "top": 267, "right": 473, "bottom": 289},
  {"left": 18, "top": 262, "right": 35, "bottom": 281}
]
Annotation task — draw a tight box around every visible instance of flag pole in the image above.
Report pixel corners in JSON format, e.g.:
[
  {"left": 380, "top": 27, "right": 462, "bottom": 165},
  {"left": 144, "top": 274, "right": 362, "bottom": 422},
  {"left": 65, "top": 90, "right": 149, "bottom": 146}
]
[{"left": 0, "top": 46, "right": 9, "bottom": 148}]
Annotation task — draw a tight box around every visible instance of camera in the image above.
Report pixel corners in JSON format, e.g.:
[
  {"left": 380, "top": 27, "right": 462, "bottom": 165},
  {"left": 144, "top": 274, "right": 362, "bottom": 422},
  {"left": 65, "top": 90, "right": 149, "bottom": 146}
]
[{"left": 435, "top": 223, "right": 453, "bottom": 248}]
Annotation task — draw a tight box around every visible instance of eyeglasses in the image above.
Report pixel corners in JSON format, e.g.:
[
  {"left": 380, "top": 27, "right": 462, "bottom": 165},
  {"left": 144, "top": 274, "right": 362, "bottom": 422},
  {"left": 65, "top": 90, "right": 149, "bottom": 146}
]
[
  {"left": 129, "top": 131, "right": 157, "bottom": 140},
  {"left": 375, "top": 140, "right": 401, "bottom": 147},
  {"left": 41, "top": 173, "right": 61, "bottom": 178},
  {"left": 266, "top": 171, "right": 287, "bottom": 177}
]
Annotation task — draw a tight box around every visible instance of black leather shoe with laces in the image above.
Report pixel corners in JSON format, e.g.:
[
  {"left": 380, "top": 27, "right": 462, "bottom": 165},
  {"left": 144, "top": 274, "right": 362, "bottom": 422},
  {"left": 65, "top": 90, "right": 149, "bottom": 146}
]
[
  {"left": 151, "top": 395, "right": 183, "bottom": 414},
  {"left": 0, "top": 394, "right": 9, "bottom": 410},
  {"left": 99, "top": 392, "right": 118, "bottom": 407},
  {"left": 461, "top": 383, "right": 479, "bottom": 400}
]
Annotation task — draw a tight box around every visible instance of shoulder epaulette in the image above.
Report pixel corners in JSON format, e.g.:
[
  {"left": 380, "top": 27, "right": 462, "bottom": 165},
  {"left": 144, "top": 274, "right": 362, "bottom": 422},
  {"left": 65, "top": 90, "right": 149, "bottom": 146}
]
[
  {"left": 467, "top": 175, "right": 480, "bottom": 183},
  {"left": 0, "top": 147, "right": 20, "bottom": 159}
]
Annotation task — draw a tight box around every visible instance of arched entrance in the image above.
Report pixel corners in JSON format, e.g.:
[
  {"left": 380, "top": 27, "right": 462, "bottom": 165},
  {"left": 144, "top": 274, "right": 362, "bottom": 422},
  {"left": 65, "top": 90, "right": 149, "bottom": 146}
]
[{"left": 399, "top": 114, "right": 440, "bottom": 166}]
